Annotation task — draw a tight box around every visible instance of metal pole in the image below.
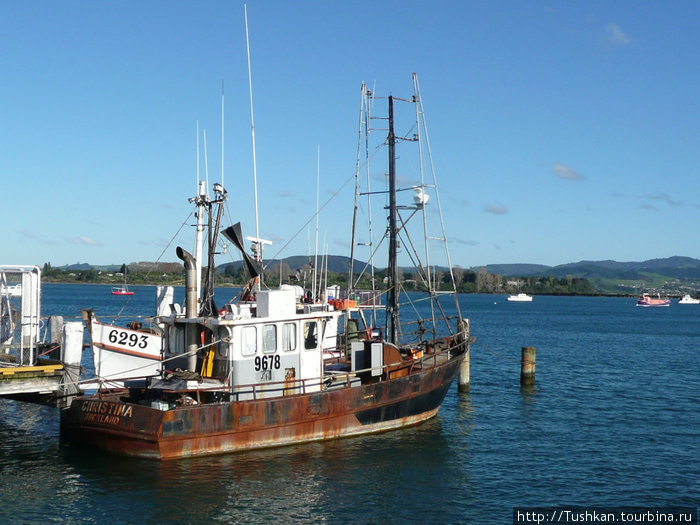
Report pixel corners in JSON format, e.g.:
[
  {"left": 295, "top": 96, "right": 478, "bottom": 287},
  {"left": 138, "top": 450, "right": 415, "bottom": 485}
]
[{"left": 387, "top": 96, "right": 399, "bottom": 344}]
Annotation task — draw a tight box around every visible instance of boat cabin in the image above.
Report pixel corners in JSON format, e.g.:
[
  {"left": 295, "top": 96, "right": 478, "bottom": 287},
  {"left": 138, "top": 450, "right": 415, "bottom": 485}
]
[{"left": 161, "top": 289, "right": 338, "bottom": 400}]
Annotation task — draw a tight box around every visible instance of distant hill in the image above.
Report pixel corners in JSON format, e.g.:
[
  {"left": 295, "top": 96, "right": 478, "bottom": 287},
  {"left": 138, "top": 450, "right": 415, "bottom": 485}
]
[
  {"left": 479, "top": 256, "right": 700, "bottom": 294},
  {"left": 59, "top": 255, "right": 699, "bottom": 294},
  {"left": 58, "top": 263, "right": 94, "bottom": 271},
  {"left": 477, "top": 263, "right": 552, "bottom": 276},
  {"left": 485, "top": 256, "right": 700, "bottom": 280},
  {"left": 218, "top": 255, "right": 376, "bottom": 275}
]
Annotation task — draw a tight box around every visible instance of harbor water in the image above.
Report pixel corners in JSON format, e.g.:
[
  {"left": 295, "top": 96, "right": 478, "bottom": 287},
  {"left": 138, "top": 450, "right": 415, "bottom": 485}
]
[{"left": 1, "top": 284, "right": 698, "bottom": 523}]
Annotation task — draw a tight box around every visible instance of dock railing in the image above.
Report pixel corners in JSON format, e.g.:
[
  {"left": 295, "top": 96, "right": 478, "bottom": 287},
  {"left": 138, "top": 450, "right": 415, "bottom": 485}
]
[{"left": 1, "top": 266, "right": 41, "bottom": 366}]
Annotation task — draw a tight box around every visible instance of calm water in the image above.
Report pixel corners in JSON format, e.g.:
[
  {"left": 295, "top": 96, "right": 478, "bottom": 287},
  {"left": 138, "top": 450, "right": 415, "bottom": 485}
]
[{"left": 1, "top": 285, "right": 698, "bottom": 524}]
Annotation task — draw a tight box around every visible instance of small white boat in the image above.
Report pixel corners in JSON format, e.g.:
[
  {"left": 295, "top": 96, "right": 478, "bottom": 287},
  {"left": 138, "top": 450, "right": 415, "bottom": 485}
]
[
  {"left": 111, "top": 265, "right": 134, "bottom": 295},
  {"left": 678, "top": 294, "right": 700, "bottom": 305},
  {"left": 507, "top": 293, "right": 533, "bottom": 302}
]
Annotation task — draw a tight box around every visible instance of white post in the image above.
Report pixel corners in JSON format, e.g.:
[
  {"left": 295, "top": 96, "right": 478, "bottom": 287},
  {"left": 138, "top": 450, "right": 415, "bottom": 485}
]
[{"left": 60, "top": 321, "right": 84, "bottom": 407}]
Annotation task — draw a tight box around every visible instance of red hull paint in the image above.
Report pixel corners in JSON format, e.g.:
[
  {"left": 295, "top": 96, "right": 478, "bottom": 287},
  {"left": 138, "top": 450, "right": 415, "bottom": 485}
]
[{"left": 61, "top": 353, "right": 463, "bottom": 460}]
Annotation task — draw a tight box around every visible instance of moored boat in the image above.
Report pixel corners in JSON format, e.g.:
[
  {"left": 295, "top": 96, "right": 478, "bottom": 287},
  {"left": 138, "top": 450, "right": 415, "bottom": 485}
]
[
  {"left": 636, "top": 293, "right": 670, "bottom": 307},
  {"left": 110, "top": 287, "right": 134, "bottom": 296},
  {"left": 678, "top": 294, "right": 700, "bottom": 305},
  {"left": 507, "top": 293, "right": 532, "bottom": 302},
  {"left": 111, "top": 265, "right": 134, "bottom": 295},
  {"left": 61, "top": 75, "right": 469, "bottom": 460}
]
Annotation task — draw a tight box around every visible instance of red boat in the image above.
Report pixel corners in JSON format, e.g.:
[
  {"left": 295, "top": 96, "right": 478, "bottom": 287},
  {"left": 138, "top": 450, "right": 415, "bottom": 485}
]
[
  {"left": 636, "top": 293, "right": 670, "bottom": 307},
  {"left": 110, "top": 286, "right": 134, "bottom": 296}
]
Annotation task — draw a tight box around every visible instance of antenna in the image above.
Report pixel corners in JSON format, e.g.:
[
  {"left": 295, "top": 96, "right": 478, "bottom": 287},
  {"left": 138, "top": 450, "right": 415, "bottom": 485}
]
[
  {"left": 203, "top": 129, "right": 209, "bottom": 191},
  {"left": 221, "top": 80, "right": 225, "bottom": 189},
  {"left": 244, "top": 5, "right": 260, "bottom": 251},
  {"left": 313, "top": 145, "right": 320, "bottom": 300}
]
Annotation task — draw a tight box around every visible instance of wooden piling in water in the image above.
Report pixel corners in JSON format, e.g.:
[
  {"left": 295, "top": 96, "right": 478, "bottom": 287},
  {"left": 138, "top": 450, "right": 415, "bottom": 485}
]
[
  {"left": 458, "top": 318, "right": 470, "bottom": 392},
  {"left": 520, "top": 346, "right": 536, "bottom": 386}
]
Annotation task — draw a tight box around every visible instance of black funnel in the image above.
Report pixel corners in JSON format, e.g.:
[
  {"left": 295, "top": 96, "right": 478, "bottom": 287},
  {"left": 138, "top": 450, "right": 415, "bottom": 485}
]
[{"left": 222, "top": 223, "right": 263, "bottom": 278}]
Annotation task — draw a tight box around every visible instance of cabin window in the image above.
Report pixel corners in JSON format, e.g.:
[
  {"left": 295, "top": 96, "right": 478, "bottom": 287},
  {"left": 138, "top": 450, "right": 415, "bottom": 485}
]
[
  {"left": 217, "top": 327, "right": 231, "bottom": 357},
  {"left": 241, "top": 326, "right": 257, "bottom": 356},
  {"left": 303, "top": 321, "right": 318, "bottom": 350},
  {"left": 282, "top": 323, "right": 296, "bottom": 352},
  {"left": 262, "top": 324, "right": 277, "bottom": 354}
]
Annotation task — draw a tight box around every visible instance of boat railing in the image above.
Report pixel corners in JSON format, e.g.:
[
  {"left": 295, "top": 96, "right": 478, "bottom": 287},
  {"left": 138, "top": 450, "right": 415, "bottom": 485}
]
[{"left": 140, "top": 337, "right": 468, "bottom": 403}]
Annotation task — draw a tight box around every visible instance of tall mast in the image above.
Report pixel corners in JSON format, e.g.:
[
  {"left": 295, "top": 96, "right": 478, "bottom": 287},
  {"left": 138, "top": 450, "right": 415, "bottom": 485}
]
[
  {"left": 221, "top": 80, "right": 225, "bottom": 190},
  {"left": 313, "top": 145, "right": 320, "bottom": 300},
  {"left": 245, "top": 4, "right": 266, "bottom": 288},
  {"left": 348, "top": 83, "right": 366, "bottom": 307},
  {"left": 195, "top": 180, "right": 206, "bottom": 304},
  {"left": 193, "top": 123, "right": 206, "bottom": 305},
  {"left": 387, "top": 95, "right": 399, "bottom": 344}
]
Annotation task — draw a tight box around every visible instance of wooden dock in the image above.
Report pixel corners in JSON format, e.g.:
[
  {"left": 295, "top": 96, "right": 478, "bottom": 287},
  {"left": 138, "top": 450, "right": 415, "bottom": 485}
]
[{"left": 0, "top": 360, "right": 76, "bottom": 407}]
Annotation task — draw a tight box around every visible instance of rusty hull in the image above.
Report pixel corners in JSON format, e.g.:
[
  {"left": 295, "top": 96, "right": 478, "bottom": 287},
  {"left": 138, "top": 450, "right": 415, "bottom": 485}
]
[{"left": 61, "top": 353, "right": 463, "bottom": 460}]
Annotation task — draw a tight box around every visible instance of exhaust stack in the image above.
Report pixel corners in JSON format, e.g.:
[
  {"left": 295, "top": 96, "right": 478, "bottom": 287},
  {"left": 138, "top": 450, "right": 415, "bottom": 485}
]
[{"left": 176, "top": 246, "right": 198, "bottom": 371}]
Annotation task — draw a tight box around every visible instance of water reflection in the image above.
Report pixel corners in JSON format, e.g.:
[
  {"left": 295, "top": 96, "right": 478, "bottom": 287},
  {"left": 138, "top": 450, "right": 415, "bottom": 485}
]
[{"left": 55, "top": 418, "right": 460, "bottom": 524}]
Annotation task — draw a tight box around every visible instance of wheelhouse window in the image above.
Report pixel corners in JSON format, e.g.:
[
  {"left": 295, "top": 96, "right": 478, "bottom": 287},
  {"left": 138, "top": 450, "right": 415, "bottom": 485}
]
[
  {"left": 282, "top": 323, "right": 296, "bottom": 352},
  {"left": 241, "top": 326, "right": 257, "bottom": 356},
  {"left": 262, "top": 324, "right": 277, "bottom": 354},
  {"left": 303, "top": 321, "right": 318, "bottom": 350}
]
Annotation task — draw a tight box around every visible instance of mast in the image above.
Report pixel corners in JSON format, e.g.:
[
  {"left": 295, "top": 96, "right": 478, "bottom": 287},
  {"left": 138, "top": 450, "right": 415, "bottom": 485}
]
[
  {"left": 348, "top": 83, "right": 366, "bottom": 311},
  {"left": 200, "top": 183, "right": 226, "bottom": 316},
  {"left": 193, "top": 121, "right": 206, "bottom": 305},
  {"left": 245, "top": 4, "right": 263, "bottom": 288},
  {"left": 387, "top": 95, "right": 399, "bottom": 344},
  {"left": 313, "top": 145, "right": 320, "bottom": 300},
  {"left": 242, "top": 5, "right": 272, "bottom": 290},
  {"left": 194, "top": 180, "right": 206, "bottom": 304}
]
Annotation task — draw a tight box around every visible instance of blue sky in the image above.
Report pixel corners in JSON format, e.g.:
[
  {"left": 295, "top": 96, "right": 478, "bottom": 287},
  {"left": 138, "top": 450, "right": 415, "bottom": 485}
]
[{"left": 2, "top": 1, "right": 698, "bottom": 269}]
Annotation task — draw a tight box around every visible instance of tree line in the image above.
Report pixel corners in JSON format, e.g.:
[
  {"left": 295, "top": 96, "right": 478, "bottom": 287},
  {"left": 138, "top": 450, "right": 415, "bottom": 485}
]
[{"left": 41, "top": 261, "right": 596, "bottom": 295}]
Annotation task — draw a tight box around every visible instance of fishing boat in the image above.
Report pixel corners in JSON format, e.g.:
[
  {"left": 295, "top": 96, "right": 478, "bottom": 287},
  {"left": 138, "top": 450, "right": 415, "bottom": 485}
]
[
  {"left": 678, "top": 294, "right": 700, "bottom": 305},
  {"left": 60, "top": 75, "right": 469, "bottom": 460},
  {"left": 636, "top": 293, "right": 670, "bottom": 307},
  {"left": 111, "top": 266, "right": 134, "bottom": 296},
  {"left": 507, "top": 293, "right": 532, "bottom": 302}
]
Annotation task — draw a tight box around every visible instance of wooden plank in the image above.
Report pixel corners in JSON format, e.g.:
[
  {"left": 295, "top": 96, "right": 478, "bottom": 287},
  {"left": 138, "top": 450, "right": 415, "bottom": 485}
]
[{"left": 0, "top": 364, "right": 64, "bottom": 376}]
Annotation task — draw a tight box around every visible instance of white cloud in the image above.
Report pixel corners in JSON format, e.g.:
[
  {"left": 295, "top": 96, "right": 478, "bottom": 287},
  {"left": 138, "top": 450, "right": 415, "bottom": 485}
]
[
  {"left": 552, "top": 163, "right": 585, "bottom": 181},
  {"left": 639, "top": 203, "right": 658, "bottom": 212},
  {"left": 450, "top": 237, "right": 479, "bottom": 246},
  {"left": 484, "top": 203, "right": 508, "bottom": 215},
  {"left": 641, "top": 193, "right": 683, "bottom": 207},
  {"left": 605, "top": 23, "right": 631, "bottom": 47},
  {"left": 66, "top": 236, "right": 102, "bottom": 246},
  {"left": 21, "top": 229, "right": 58, "bottom": 245}
]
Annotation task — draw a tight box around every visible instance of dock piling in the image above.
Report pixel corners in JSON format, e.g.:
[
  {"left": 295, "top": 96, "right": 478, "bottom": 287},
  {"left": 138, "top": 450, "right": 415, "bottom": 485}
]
[
  {"left": 520, "top": 346, "right": 536, "bottom": 386},
  {"left": 458, "top": 318, "right": 470, "bottom": 392},
  {"left": 59, "top": 322, "right": 84, "bottom": 408}
]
